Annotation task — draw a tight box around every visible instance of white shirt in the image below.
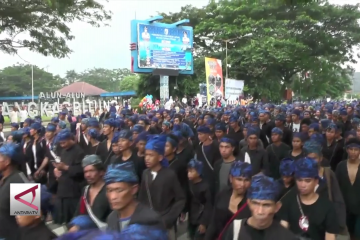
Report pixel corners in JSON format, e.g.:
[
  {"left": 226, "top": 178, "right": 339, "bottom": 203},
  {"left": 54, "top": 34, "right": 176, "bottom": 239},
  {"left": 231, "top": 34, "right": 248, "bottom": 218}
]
[
  {"left": 292, "top": 123, "right": 300, "bottom": 132},
  {"left": 164, "top": 101, "right": 172, "bottom": 110},
  {"left": 24, "top": 142, "right": 32, "bottom": 175},
  {"left": 19, "top": 110, "right": 28, "bottom": 122},
  {"left": 32, "top": 144, "right": 38, "bottom": 170},
  {"left": 182, "top": 98, "right": 187, "bottom": 104},
  {"left": 142, "top": 32, "right": 150, "bottom": 40},
  {"left": 0, "top": 132, "right": 4, "bottom": 142},
  {"left": 9, "top": 111, "right": 18, "bottom": 123}
]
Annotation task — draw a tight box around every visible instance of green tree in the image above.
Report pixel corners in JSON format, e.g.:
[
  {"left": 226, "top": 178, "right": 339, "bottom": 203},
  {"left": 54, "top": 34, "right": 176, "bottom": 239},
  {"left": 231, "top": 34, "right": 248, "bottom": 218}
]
[
  {"left": 63, "top": 68, "right": 134, "bottom": 92},
  {"left": 292, "top": 67, "right": 353, "bottom": 100},
  {"left": 63, "top": 70, "right": 79, "bottom": 85},
  {"left": 0, "top": 64, "right": 62, "bottom": 96},
  {"left": 119, "top": 75, "right": 140, "bottom": 92},
  {"left": 159, "top": 0, "right": 360, "bottom": 101},
  {"left": 0, "top": 0, "right": 111, "bottom": 58}
]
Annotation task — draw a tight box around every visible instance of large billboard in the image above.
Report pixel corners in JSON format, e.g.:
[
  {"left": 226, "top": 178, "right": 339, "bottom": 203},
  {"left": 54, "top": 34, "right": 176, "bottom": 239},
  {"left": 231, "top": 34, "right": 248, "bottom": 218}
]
[
  {"left": 225, "top": 79, "right": 244, "bottom": 100},
  {"left": 131, "top": 20, "right": 194, "bottom": 74},
  {"left": 205, "top": 57, "right": 223, "bottom": 104}
]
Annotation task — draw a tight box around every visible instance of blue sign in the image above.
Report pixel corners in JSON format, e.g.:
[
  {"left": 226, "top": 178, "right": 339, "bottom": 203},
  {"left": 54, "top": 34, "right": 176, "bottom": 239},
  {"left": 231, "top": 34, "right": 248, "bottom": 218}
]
[{"left": 131, "top": 20, "right": 194, "bottom": 75}]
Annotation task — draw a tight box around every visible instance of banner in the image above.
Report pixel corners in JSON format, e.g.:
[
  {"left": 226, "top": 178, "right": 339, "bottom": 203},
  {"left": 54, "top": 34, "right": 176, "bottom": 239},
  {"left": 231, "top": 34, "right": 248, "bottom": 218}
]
[
  {"left": 225, "top": 79, "right": 244, "bottom": 100},
  {"left": 205, "top": 57, "right": 223, "bottom": 104}
]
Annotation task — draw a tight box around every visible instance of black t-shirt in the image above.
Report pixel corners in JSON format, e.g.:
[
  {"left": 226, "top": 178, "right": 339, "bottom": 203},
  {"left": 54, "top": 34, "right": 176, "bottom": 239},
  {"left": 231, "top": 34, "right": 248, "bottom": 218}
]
[
  {"left": 278, "top": 192, "right": 340, "bottom": 240},
  {"left": 244, "top": 219, "right": 265, "bottom": 240}
]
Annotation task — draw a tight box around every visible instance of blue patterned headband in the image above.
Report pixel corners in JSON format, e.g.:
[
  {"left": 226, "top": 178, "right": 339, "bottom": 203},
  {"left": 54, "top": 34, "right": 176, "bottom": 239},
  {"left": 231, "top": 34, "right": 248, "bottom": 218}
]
[
  {"left": 104, "top": 162, "right": 138, "bottom": 185},
  {"left": 247, "top": 175, "right": 280, "bottom": 201},
  {"left": 188, "top": 159, "right": 203, "bottom": 175},
  {"left": 219, "top": 137, "right": 236, "bottom": 146},
  {"left": 294, "top": 157, "right": 319, "bottom": 179},
  {"left": 279, "top": 158, "right": 295, "bottom": 176},
  {"left": 230, "top": 161, "right": 252, "bottom": 178}
]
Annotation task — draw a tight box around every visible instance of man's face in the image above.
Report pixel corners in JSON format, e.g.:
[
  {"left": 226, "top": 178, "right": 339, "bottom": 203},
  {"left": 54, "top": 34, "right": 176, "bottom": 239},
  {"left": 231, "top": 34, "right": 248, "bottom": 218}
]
[
  {"left": 84, "top": 165, "right": 103, "bottom": 185},
  {"left": 326, "top": 129, "right": 336, "bottom": 140},
  {"left": 118, "top": 138, "right": 131, "bottom": 151},
  {"left": 347, "top": 147, "right": 360, "bottom": 161},
  {"left": 219, "top": 142, "right": 234, "bottom": 159},
  {"left": 296, "top": 178, "right": 318, "bottom": 195},
  {"left": 292, "top": 137, "right": 302, "bottom": 149},
  {"left": 230, "top": 176, "right": 251, "bottom": 195},
  {"left": 164, "top": 142, "right": 175, "bottom": 157},
  {"left": 136, "top": 140, "right": 146, "bottom": 153},
  {"left": 248, "top": 199, "right": 280, "bottom": 225},
  {"left": 145, "top": 149, "right": 161, "bottom": 168},
  {"left": 291, "top": 114, "right": 298, "bottom": 121},
  {"left": 45, "top": 131, "right": 55, "bottom": 140},
  {"left": 230, "top": 122, "right": 237, "bottom": 129},
  {"left": 248, "top": 135, "right": 258, "bottom": 146},
  {"left": 0, "top": 154, "right": 10, "bottom": 171},
  {"left": 103, "top": 125, "right": 113, "bottom": 136},
  {"left": 271, "top": 133, "right": 281, "bottom": 142},
  {"left": 197, "top": 132, "right": 209, "bottom": 143},
  {"left": 59, "top": 139, "right": 71, "bottom": 149},
  {"left": 215, "top": 130, "right": 225, "bottom": 139},
  {"left": 106, "top": 182, "right": 137, "bottom": 211},
  {"left": 112, "top": 143, "right": 120, "bottom": 155},
  {"left": 259, "top": 114, "right": 265, "bottom": 122}
]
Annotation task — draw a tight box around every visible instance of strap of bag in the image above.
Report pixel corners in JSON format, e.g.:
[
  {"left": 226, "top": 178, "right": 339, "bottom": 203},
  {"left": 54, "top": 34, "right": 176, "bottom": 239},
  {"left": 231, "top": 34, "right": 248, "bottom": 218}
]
[
  {"left": 324, "top": 167, "right": 332, "bottom": 201},
  {"left": 233, "top": 220, "right": 242, "bottom": 240},
  {"left": 328, "top": 143, "right": 338, "bottom": 164},
  {"left": 202, "top": 144, "right": 214, "bottom": 171},
  {"left": 145, "top": 170, "right": 154, "bottom": 209},
  {"left": 279, "top": 189, "right": 291, "bottom": 201},
  {"left": 83, "top": 186, "right": 107, "bottom": 230},
  {"left": 217, "top": 202, "right": 248, "bottom": 240}
]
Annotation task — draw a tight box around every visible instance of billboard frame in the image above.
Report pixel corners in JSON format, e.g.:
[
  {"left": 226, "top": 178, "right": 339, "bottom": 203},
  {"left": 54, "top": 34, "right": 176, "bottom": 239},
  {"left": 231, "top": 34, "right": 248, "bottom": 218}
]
[{"left": 130, "top": 17, "right": 194, "bottom": 75}]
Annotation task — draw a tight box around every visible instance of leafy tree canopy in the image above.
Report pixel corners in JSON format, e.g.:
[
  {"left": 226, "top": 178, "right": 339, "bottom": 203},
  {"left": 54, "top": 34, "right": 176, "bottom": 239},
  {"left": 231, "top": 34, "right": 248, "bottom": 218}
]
[
  {"left": 63, "top": 68, "right": 134, "bottom": 92},
  {"left": 0, "top": 0, "right": 111, "bottom": 58},
  {"left": 0, "top": 64, "right": 62, "bottom": 96},
  {"left": 119, "top": 75, "right": 140, "bottom": 92},
  {"left": 0, "top": 65, "right": 135, "bottom": 96},
  {"left": 157, "top": 0, "right": 360, "bottom": 100}
]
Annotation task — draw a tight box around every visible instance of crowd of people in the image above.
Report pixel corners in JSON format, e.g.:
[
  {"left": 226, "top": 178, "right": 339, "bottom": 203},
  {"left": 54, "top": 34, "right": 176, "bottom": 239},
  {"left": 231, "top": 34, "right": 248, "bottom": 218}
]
[{"left": 0, "top": 101, "right": 359, "bottom": 240}]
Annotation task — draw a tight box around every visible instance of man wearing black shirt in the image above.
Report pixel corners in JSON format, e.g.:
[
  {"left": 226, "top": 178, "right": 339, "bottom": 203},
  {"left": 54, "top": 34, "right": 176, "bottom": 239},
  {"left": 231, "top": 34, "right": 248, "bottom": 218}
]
[
  {"left": 336, "top": 138, "right": 360, "bottom": 240},
  {"left": 239, "top": 127, "right": 269, "bottom": 175},
  {"left": 223, "top": 175, "right": 296, "bottom": 240},
  {"left": 53, "top": 129, "right": 85, "bottom": 225},
  {"left": 0, "top": 143, "right": 28, "bottom": 240},
  {"left": 279, "top": 157, "right": 339, "bottom": 240},
  {"left": 228, "top": 116, "right": 244, "bottom": 146},
  {"left": 113, "top": 130, "right": 146, "bottom": 182}
]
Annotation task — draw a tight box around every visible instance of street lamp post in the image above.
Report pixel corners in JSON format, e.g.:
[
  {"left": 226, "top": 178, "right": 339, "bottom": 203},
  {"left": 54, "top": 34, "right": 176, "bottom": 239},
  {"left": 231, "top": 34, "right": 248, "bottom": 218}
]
[{"left": 31, "top": 65, "right": 34, "bottom": 102}]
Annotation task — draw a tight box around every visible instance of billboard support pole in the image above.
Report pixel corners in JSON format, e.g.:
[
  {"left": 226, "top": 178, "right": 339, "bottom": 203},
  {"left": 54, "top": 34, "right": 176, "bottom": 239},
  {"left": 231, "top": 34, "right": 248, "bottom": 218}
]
[{"left": 159, "top": 75, "right": 169, "bottom": 105}]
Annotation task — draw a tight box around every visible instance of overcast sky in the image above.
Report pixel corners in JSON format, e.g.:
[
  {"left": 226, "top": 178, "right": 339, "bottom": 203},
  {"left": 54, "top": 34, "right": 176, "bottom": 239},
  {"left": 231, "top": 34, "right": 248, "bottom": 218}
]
[{"left": 0, "top": 0, "right": 359, "bottom": 76}]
